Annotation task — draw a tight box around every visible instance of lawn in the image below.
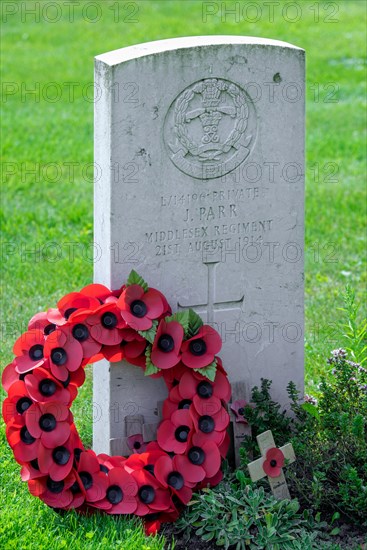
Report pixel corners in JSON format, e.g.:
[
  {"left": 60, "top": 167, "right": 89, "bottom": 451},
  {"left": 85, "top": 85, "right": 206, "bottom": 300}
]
[{"left": 1, "top": 1, "right": 366, "bottom": 548}]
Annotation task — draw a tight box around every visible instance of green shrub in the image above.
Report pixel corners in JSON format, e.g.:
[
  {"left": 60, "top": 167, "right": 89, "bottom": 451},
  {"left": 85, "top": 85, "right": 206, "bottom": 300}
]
[
  {"left": 239, "top": 350, "right": 367, "bottom": 525},
  {"left": 175, "top": 471, "right": 323, "bottom": 549}
]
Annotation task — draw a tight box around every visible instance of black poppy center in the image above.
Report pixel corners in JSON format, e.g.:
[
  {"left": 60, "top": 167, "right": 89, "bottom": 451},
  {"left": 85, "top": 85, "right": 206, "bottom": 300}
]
[
  {"left": 30, "top": 458, "right": 40, "bottom": 470},
  {"left": 189, "top": 339, "right": 207, "bottom": 356},
  {"left": 197, "top": 381, "right": 213, "bottom": 399},
  {"left": 139, "top": 485, "right": 155, "bottom": 504},
  {"left": 174, "top": 425, "right": 190, "bottom": 442},
  {"left": 62, "top": 373, "right": 70, "bottom": 388},
  {"left": 178, "top": 399, "right": 192, "bottom": 410},
  {"left": 47, "top": 477, "right": 64, "bottom": 494},
  {"left": 107, "top": 485, "right": 123, "bottom": 504},
  {"left": 158, "top": 334, "right": 174, "bottom": 352},
  {"left": 72, "top": 324, "right": 89, "bottom": 341},
  {"left": 133, "top": 441, "right": 141, "bottom": 450},
  {"left": 199, "top": 415, "right": 215, "bottom": 433},
  {"left": 44, "top": 323, "right": 56, "bottom": 335},
  {"left": 64, "top": 308, "right": 77, "bottom": 320},
  {"left": 51, "top": 347, "right": 67, "bottom": 366},
  {"left": 144, "top": 464, "right": 155, "bottom": 476},
  {"left": 29, "top": 344, "right": 44, "bottom": 361},
  {"left": 52, "top": 446, "right": 70, "bottom": 466},
  {"left": 39, "top": 413, "right": 57, "bottom": 432},
  {"left": 70, "top": 481, "right": 81, "bottom": 494},
  {"left": 167, "top": 471, "right": 184, "bottom": 490},
  {"left": 16, "top": 397, "right": 32, "bottom": 414},
  {"left": 270, "top": 459, "right": 277, "bottom": 467},
  {"left": 101, "top": 312, "right": 118, "bottom": 329},
  {"left": 145, "top": 512, "right": 160, "bottom": 521},
  {"left": 130, "top": 300, "right": 147, "bottom": 318},
  {"left": 188, "top": 446, "right": 205, "bottom": 465},
  {"left": 74, "top": 448, "right": 83, "bottom": 461},
  {"left": 238, "top": 407, "right": 245, "bottom": 416},
  {"left": 39, "top": 379, "right": 57, "bottom": 397},
  {"left": 20, "top": 426, "right": 36, "bottom": 445},
  {"left": 79, "top": 471, "right": 93, "bottom": 490},
  {"left": 100, "top": 464, "right": 109, "bottom": 474}
]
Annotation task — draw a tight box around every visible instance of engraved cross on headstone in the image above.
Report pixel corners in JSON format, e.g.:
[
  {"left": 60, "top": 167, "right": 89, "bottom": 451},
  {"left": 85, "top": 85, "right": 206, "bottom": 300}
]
[{"left": 177, "top": 261, "right": 244, "bottom": 324}]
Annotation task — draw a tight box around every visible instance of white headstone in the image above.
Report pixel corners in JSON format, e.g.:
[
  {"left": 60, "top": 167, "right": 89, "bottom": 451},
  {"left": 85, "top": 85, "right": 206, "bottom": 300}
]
[{"left": 93, "top": 36, "right": 305, "bottom": 455}]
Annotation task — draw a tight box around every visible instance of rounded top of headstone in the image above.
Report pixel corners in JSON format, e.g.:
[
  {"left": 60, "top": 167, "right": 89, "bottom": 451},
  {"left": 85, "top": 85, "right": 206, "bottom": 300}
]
[{"left": 95, "top": 36, "right": 304, "bottom": 66}]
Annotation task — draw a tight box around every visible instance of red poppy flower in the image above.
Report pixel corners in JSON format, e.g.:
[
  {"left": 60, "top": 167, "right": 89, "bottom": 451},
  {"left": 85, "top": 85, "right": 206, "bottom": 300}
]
[
  {"left": 230, "top": 400, "right": 249, "bottom": 424},
  {"left": 161, "top": 362, "right": 187, "bottom": 391},
  {"left": 157, "top": 409, "right": 194, "bottom": 454},
  {"left": 92, "top": 467, "right": 138, "bottom": 514},
  {"left": 127, "top": 434, "right": 147, "bottom": 454},
  {"left": 263, "top": 447, "right": 285, "bottom": 478},
  {"left": 2, "top": 361, "right": 20, "bottom": 392},
  {"left": 124, "top": 448, "right": 168, "bottom": 475},
  {"left": 24, "top": 367, "right": 74, "bottom": 405},
  {"left": 71, "top": 302, "right": 126, "bottom": 346},
  {"left": 67, "top": 366, "right": 86, "bottom": 388},
  {"left": 2, "top": 380, "right": 33, "bottom": 424},
  {"left": 151, "top": 320, "right": 184, "bottom": 370},
  {"left": 197, "top": 468, "right": 223, "bottom": 490},
  {"left": 171, "top": 440, "right": 221, "bottom": 481},
  {"left": 75, "top": 450, "right": 110, "bottom": 503},
  {"left": 21, "top": 459, "right": 45, "bottom": 481},
  {"left": 181, "top": 325, "right": 222, "bottom": 369},
  {"left": 64, "top": 317, "right": 102, "bottom": 358},
  {"left": 218, "top": 431, "right": 231, "bottom": 458},
  {"left": 179, "top": 369, "right": 231, "bottom": 403},
  {"left": 28, "top": 311, "right": 57, "bottom": 335},
  {"left": 191, "top": 406, "right": 230, "bottom": 446},
  {"left": 80, "top": 282, "right": 126, "bottom": 302},
  {"left": 97, "top": 453, "right": 126, "bottom": 471},
  {"left": 162, "top": 368, "right": 229, "bottom": 418},
  {"left": 6, "top": 416, "right": 40, "bottom": 463},
  {"left": 46, "top": 292, "right": 100, "bottom": 326},
  {"left": 28, "top": 471, "right": 85, "bottom": 509},
  {"left": 38, "top": 430, "right": 79, "bottom": 481},
  {"left": 117, "top": 284, "right": 165, "bottom": 331},
  {"left": 25, "top": 402, "right": 72, "bottom": 448},
  {"left": 144, "top": 519, "right": 161, "bottom": 536},
  {"left": 102, "top": 328, "right": 146, "bottom": 363},
  {"left": 132, "top": 468, "right": 172, "bottom": 516},
  {"left": 154, "top": 455, "right": 194, "bottom": 504},
  {"left": 13, "top": 329, "right": 47, "bottom": 374},
  {"left": 43, "top": 329, "right": 83, "bottom": 382}
]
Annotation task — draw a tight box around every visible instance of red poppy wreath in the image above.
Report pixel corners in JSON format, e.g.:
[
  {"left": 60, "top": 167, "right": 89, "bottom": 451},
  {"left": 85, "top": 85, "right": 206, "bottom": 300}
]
[{"left": 2, "top": 270, "right": 231, "bottom": 535}]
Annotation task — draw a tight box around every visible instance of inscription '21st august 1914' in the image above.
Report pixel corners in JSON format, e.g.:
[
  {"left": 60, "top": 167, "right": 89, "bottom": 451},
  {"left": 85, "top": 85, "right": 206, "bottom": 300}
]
[{"left": 146, "top": 197, "right": 274, "bottom": 256}]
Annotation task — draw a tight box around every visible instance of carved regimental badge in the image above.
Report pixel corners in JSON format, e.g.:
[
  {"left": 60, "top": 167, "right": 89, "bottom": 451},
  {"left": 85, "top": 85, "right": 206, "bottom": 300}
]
[{"left": 164, "top": 78, "right": 257, "bottom": 180}]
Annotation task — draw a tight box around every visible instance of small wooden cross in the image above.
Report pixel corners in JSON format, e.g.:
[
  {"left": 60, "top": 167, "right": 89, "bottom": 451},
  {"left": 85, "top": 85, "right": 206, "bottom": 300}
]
[{"left": 247, "top": 430, "right": 296, "bottom": 500}]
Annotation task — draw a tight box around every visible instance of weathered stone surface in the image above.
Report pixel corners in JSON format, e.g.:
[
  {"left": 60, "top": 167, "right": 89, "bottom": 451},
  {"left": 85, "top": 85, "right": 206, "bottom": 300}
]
[{"left": 93, "top": 36, "right": 305, "bottom": 455}]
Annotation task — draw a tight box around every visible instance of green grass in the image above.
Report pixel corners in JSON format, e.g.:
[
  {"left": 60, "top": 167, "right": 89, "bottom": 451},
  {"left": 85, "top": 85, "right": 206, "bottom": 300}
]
[{"left": 1, "top": 0, "right": 366, "bottom": 547}]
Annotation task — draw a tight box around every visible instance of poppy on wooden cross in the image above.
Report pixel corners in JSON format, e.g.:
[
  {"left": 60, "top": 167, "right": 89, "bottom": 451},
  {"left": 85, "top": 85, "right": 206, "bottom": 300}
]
[{"left": 247, "top": 430, "right": 296, "bottom": 500}]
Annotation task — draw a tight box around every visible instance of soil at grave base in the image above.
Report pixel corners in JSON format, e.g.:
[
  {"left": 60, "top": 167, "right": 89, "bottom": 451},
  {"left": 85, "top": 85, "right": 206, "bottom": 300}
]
[
  {"left": 163, "top": 523, "right": 367, "bottom": 549},
  {"left": 330, "top": 524, "right": 367, "bottom": 549},
  {"left": 163, "top": 524, "right": 217, "bottom": 550}
]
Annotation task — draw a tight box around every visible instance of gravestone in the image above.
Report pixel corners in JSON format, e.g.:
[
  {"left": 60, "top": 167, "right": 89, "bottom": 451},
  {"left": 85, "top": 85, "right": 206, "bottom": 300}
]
[{"left": 93, "top": 36, "right": 305, "bottom": 456}]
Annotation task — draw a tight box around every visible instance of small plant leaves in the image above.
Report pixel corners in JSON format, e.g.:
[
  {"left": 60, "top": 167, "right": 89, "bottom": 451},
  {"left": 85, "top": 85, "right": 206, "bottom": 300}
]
[
  {"left": 138, "top": 319, "right": 158, "bottom": 344},
  {"left": 187, "top": 308, "right": 204, "bottom": 338},
  {"left": 126, "top": 270, "right": 149, "bottom": 292},
  {"left": 145, "top": 345, "right": 160, "bottom": 376},
  {"left": 194, "top": 359, "right": 217, "bottom": 382},
  {"left": 301, "top": 402, "right": 320, "bottom": 421}
]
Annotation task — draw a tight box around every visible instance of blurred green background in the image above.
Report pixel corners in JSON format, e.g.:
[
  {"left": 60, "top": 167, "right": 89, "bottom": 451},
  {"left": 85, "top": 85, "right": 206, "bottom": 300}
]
[{"left": 1, "top": 1, "right": 366, "bottom": 547}]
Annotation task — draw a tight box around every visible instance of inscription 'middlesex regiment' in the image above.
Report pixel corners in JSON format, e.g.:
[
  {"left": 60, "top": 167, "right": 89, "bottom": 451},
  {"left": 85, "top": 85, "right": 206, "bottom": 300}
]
[{"left": 164, "top": 78, "right": 257, "bottom": 180}]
